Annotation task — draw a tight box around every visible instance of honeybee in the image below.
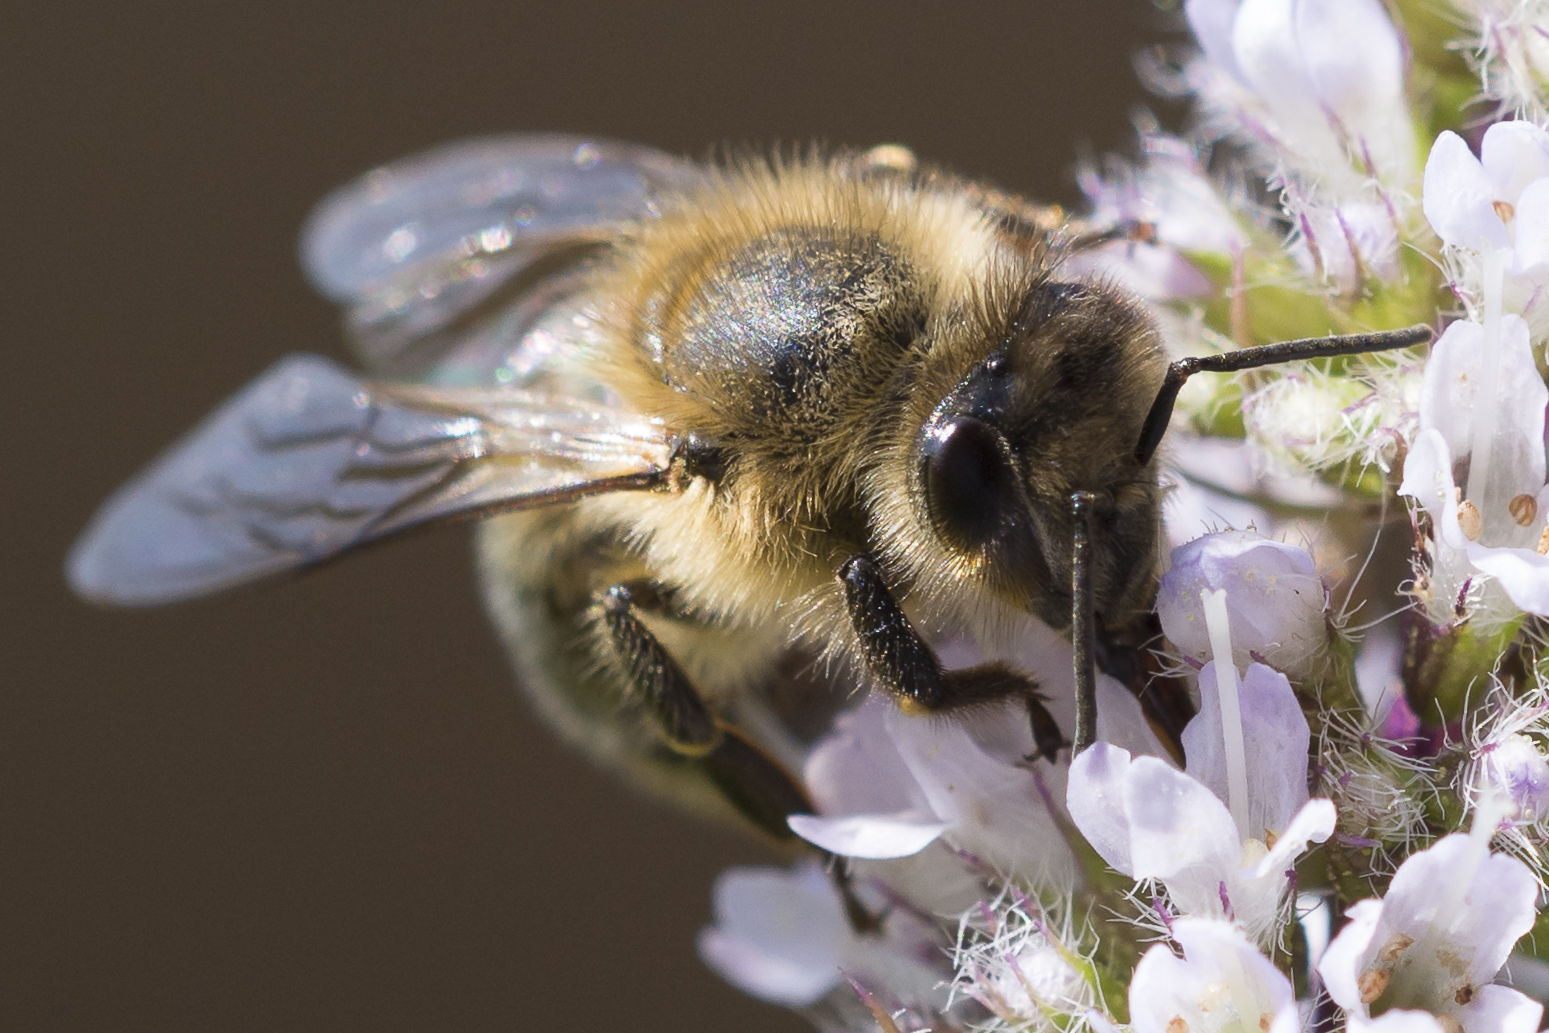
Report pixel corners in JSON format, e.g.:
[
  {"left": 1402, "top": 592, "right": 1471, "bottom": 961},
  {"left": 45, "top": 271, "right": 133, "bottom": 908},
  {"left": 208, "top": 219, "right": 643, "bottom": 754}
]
[{"left": 67, "top": 135, "right": 1428, "bottom": 841}]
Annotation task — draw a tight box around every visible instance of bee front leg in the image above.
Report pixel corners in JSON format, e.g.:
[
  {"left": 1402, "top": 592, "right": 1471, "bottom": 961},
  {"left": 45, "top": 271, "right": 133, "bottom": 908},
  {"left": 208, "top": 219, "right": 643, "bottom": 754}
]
[{"left": 837, "top": 554, "right": 1067, "bottom": 763}]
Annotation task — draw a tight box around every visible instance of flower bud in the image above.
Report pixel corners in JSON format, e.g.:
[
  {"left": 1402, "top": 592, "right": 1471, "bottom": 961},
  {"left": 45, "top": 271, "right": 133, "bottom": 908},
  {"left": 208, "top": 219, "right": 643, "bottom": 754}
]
[
  {"left": 1476, "top": 733, "right": 1549, "bottom": 824},
  {"left": 1158, "top": 531, "right": 1328, "bottom": 679}
]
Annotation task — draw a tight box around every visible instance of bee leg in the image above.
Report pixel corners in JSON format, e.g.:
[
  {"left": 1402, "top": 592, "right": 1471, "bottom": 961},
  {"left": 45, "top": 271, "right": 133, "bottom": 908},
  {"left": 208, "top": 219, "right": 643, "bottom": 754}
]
[
  {"left": 837, "top": 554, "right": 1064, "bottom": 762},
  {"left": 599, "top": 582, "right": 812, "bottom": 840},
  {"left": 830, "top": 856, "right": 887, "bottom": 935}
]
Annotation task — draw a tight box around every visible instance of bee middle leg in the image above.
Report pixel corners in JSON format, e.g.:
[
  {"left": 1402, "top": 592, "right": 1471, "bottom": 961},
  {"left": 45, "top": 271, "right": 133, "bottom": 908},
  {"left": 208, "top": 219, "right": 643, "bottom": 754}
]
[
  {"left": 599, "top": 580, "right": 816, "bottom": 840},
  {"left": 600, "top": 579, "right": 884, "bottom": 931},
  {"left": 838, "top": 553, "right": 1067, "bottom": 762}
]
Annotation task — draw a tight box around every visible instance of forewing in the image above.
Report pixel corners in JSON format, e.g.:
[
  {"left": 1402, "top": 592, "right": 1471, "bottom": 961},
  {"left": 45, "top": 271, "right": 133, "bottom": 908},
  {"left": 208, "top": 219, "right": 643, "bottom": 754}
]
[
  {"left": 300, "top": 134, "right": 700, "bottom": 377},
  {"left": 69, "top": 354, "right": 671, "bottom": 605}
]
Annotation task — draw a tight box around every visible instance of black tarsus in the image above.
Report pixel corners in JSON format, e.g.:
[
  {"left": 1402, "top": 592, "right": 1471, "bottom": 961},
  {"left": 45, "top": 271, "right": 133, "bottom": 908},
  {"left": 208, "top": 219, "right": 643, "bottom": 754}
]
[
  {"left": 838, "top": 553, "right": 1063, "bottom": 762},
  {"left": 1132, "top": 324, "right": 1434, "bottom": 467}
]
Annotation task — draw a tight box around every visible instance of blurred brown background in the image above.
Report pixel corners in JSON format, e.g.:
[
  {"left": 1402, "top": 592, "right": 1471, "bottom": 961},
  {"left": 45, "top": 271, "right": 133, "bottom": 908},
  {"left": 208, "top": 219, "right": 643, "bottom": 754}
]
[{"left": 4, "top": 2, "right": 1174, "bottom": 1030}]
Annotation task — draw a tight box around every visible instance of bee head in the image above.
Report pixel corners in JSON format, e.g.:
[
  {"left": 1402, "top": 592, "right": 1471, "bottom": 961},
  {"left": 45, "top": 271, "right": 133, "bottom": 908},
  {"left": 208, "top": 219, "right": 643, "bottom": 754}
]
[{"left": 908, "top": 277, "right": 1168, "bottom": 629}]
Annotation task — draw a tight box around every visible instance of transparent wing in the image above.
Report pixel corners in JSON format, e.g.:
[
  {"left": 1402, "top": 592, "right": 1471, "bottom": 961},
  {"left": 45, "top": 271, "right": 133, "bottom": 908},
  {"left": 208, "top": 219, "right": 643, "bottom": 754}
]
[
  {"left": 68, "top": 354, "right": 672, "bottom": 606},
  {"left": 300, "top": 134, "right": 701, "bottom": 378}
]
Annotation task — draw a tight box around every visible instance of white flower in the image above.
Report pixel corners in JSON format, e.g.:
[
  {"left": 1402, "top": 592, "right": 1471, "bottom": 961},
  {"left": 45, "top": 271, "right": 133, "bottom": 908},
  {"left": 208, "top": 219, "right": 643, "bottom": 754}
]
[
  {"left": 1075, "top": 579, "right": 1333, "bottom": 945},
  {"left": 1317, "top": 832, "right": 1542, "bottom": 1033},
  {"left": 1185, "top": 0, "right": 1414, "bottom": 191},
  {"left": 1157, "top": 531, "right": 1328, "bottom": 679},
  {"left": 1128, "top": 917, "right": 1298, "bottom": 1033},
  {"left": 1066, "top": 672, "right": 1335, "bottom": 945},
  {"left": 789, "top": 691, "right": 1086, "bottom": 885},
  {"left": 1181, "top": 0, "right": 1415, "bottom": 292},
  {"left": 789, "top": 623, "right": 1168, "bottom": 887},
  {"left": 1423, "top": 123, "right": 1549, "bottom": 336},
  {"left": 1397, "top": 314, "right": 1549, "bottom": 616},
  {"left": 697, "top": 861, "right": 945, "bottom": 1009}
]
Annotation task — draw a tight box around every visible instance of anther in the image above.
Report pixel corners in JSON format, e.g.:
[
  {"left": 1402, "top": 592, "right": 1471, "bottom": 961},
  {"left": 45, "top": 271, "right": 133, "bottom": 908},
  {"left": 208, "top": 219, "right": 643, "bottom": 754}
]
[
  {"left": 1511, "top": 493, "right": 1539, "bottom": 527},
  {"left": 1495, "top": 199, "right": 1517, "bottom": 223},
  {"left": 1357, "top": 968, "right": 1390, "bottom": 1003},
  {"left": 1377, "top": 933, "right": 1413, "bottom": 962},
  {"left": 1459, "top": 499, "right": 1483, "bottom": 541}
]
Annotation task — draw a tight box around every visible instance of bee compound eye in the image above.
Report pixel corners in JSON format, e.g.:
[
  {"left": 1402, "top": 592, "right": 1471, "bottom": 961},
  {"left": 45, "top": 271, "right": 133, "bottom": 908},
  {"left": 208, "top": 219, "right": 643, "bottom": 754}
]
[{"left": 920, "top": 415, "right": 1015, "bottom": 548}]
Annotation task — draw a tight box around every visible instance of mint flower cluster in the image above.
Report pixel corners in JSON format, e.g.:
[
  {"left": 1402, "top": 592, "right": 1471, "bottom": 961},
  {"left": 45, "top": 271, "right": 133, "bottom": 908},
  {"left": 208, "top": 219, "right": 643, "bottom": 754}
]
[{"left": 698, "top": 2, "right": 1549, "bottom": 1030}]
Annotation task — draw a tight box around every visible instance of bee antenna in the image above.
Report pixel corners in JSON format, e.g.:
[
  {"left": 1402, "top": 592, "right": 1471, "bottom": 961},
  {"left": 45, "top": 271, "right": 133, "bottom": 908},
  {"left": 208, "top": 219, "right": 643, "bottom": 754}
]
[
  {"left": 1070, "top": 491, "right": 1098, "bottom": 756},
  {"left": 1131, "top": 324, "right": 1434, "bottom": 467}
]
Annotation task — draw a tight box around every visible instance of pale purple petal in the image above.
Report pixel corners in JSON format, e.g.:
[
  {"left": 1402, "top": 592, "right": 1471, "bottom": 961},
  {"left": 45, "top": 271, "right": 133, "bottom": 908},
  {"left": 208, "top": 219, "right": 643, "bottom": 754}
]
[
  {"left": 1066, "top": 741, "right": 1137, "bottom": 876},
  {"left": 1461, "top": 984, "right": 1545, "bottom": 1033},
  {"left": 1245, "top": 798, "right": 1336, "bottom": 879},
  {"left": 698, "top": 864, "right": 848, "bottom": 1006},
  {"left": 1290, "top": 199, "right": 1400, "bottom": 287},
  {"left": 1317, "top": 897, "right": 1384, "bottom": 1011},
  {"left": 1476, "top": 733, "right": 1549, "bottom": 822},
  {"left": 1122, "top": 756, "right": 1241, "bottom": 885},
  {"left": 786, "top": 812, "right": 949, "bottom": 860},
  {"left": 887, "top": 708, "right": 1073, "bottom": 881},
  {"left": 1185, "top": 0, "right": 1244, "bottom": 80},
  {"left": 1424, "top": 131, "right": 1510, "bottom": 252},
  {"left": 698, "top": 929, "right": 842, "bottom": 1007},
  {"left": 1094, "top": 673, "right": 1170, "bottom": 761},
  {"left": 1184, "top": 662, "right": 1311, "bottom": 837},
  {"left": 1480, "top": 120, "right": 1549, "bottom": 203},
  {"left": 1417, "top": 318, "right": 1487, "bottom": 460},
  {"left": 1412, "top": 312, "right": 1545, "bottom": 512},
  {"left": 803, "top": 693, "right": 932, "bottom": 818},
  {"left": 1482, "top": 318, "right": 1547, "bottom": 511},
  {"left": 853, "top": 843, "right": 987, "bottom": 918},
  {"left": 1157, "top": 531, "right": 1327, "bottom": 678},
  {"left": 1510, "top": 177, "right": 1549, "bottom": 271},
  {"left": 1467, "top": 539, "right": 1549, "bottom": 615},
  {"left": 1064, "top": 240, "right": 1214, "bottom": 301},
  {"left": 1398, "top": 428, "right": 1468, "bottom": 551}
]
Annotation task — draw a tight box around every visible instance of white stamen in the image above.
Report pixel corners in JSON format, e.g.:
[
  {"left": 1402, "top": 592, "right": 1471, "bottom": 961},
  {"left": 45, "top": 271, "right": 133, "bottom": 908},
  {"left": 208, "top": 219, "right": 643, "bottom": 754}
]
[
  {"left": 1202, "top": 589, "right": 1251, "bottom": 839},
  {"left": 1470, "top": 788, "right": 1508, "bottom": 854},
  {"left": 1466, "top": 247, "right": 1507, "bottom": 509}
]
